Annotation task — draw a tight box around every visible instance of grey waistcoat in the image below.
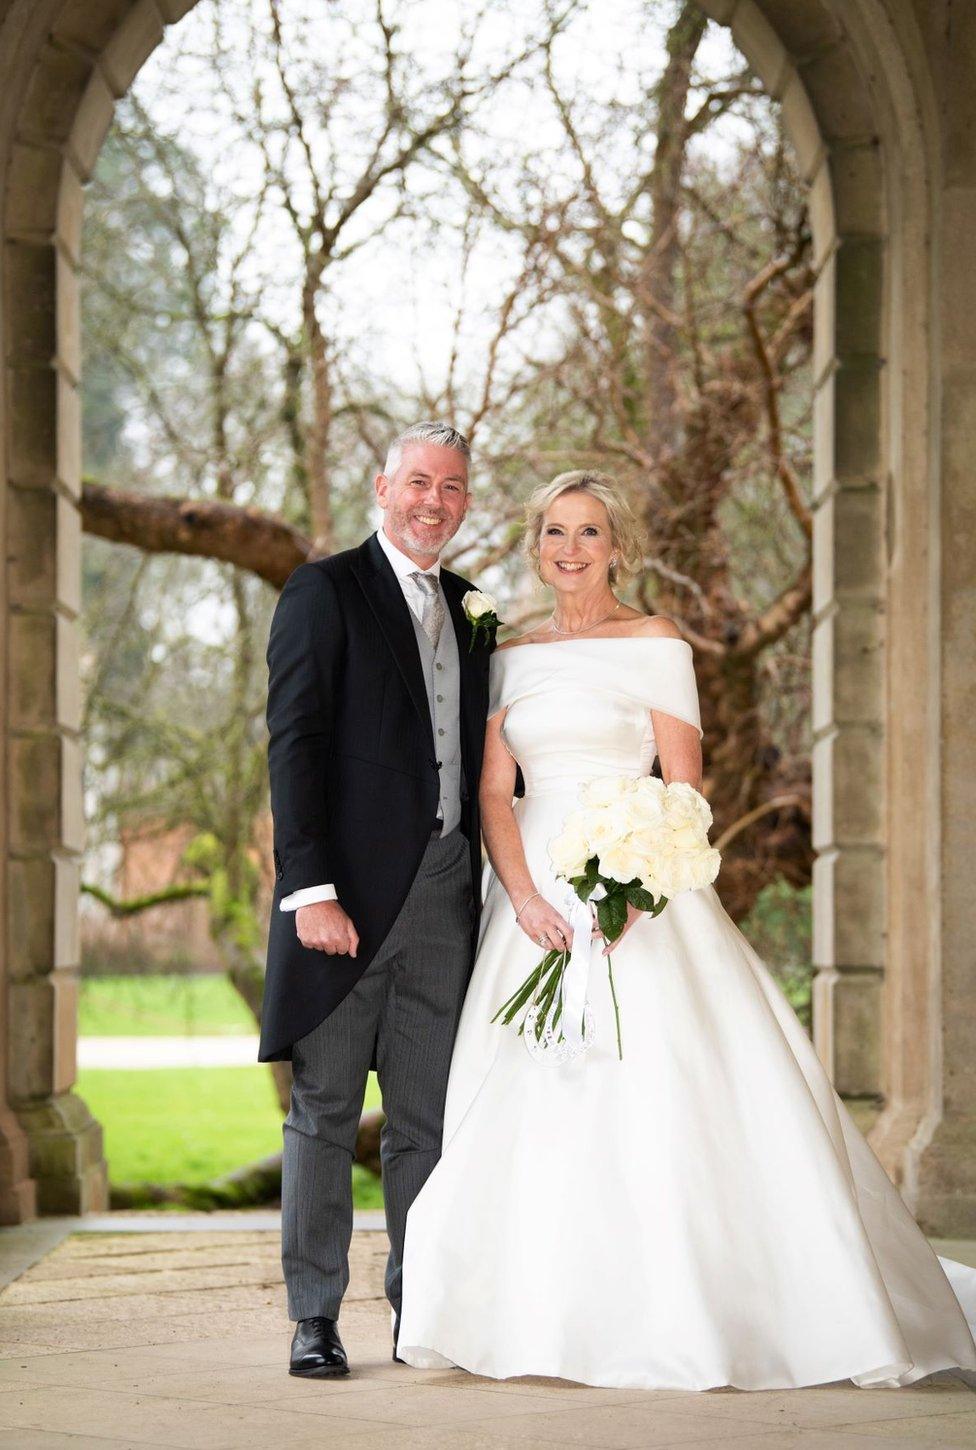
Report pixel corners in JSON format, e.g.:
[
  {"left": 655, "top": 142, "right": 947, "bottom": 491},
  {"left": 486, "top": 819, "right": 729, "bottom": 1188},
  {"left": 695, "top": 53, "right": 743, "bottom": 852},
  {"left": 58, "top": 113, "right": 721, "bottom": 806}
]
[{"left": 408, "top": 594, "right": 463, "bottom": 836}]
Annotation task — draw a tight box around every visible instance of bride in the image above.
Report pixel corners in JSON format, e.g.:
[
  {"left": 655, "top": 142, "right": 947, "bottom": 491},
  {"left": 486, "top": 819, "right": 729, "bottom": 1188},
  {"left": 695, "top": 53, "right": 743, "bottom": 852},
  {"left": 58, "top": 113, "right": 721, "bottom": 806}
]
[{"left": 396, "top": 469, "right": 976, "bottom": 1391}]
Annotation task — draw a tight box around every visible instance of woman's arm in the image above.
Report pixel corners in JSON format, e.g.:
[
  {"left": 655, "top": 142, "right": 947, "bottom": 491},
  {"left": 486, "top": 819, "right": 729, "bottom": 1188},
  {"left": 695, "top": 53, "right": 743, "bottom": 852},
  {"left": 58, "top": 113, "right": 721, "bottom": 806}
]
[
  {"left": 652, "top": 709, "right": 703, "bottom": 791},
  {"left": 480, "top": 711, "right": 575, "bottom": 950},
  {"left": 631, "top": 615, "right": 704, "bottom": 790},
  {"left": 600, "top": 618, "right": 707, "bottom": 954}
]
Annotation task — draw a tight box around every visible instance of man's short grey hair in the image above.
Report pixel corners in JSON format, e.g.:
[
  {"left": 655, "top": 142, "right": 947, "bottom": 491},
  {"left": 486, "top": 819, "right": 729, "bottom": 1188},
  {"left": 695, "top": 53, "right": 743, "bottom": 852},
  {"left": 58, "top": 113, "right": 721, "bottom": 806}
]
[{"left": 383, "top": 421, "right": 472, "bottom": 478}]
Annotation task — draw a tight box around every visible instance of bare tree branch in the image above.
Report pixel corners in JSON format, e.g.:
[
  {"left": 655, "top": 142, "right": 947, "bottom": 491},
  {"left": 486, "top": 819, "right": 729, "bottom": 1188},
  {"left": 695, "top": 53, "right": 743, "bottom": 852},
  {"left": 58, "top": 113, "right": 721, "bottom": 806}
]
[
  {"left": 82, "top": 881, "right": 211, "bottom": 917},
  {"left": 743, "top": 252, "right": 814, "bottom": 540},
  {"left": 736, "top": 563, "right": 813, "bottom": 657},
  {"left": 82, "top": 480, "right": 312, "bottom": 589},
  {"left": 712, "top": 793, "right": 809, "bottom": 854}
]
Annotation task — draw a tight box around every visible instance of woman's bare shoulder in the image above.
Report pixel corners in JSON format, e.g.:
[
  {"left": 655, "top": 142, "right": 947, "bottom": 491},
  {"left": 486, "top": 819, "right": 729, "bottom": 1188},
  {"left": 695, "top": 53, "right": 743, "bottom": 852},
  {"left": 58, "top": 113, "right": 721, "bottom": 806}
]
[{"left": 624, "top": 613, "right": 684, "bottom": 640}]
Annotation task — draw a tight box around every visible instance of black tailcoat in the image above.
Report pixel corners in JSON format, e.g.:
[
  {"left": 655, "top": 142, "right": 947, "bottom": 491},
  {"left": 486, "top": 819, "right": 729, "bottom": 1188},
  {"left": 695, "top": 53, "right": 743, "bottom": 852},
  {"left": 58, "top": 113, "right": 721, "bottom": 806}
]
[{"left": 259, "top": 532, "right": 492, "bottom": 1062}]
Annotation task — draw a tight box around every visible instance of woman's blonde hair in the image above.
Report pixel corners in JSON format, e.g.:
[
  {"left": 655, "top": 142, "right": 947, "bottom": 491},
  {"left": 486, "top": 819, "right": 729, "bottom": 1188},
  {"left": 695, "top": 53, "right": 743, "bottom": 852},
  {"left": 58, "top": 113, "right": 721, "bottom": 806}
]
[{"left": 523, "top": 469, "right": 644, "bottom": 586}]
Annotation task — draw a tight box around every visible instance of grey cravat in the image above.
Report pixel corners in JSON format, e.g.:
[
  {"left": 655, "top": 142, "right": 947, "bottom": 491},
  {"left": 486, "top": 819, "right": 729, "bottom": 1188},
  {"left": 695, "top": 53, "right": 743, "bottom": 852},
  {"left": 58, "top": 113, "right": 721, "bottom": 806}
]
[{"left": 410, "top": 571, "right": 445, "bottom": 648}]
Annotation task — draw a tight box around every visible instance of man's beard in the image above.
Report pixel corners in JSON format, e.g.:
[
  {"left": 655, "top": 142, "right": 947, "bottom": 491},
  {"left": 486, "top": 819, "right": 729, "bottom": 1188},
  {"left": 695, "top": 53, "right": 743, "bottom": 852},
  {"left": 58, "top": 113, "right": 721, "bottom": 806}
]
[{"left": 387, "top": 505, "right": 455, "bottom": 557}]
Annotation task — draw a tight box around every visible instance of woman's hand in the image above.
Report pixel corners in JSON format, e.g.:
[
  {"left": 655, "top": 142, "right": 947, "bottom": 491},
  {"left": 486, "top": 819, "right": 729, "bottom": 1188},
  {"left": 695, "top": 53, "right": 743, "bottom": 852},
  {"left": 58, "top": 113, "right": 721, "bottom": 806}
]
[
  {"left": 600, "top": 902, "right": 642, "bottom": 956},
  {"left": 515, "top": 893, "right": 574, "bottom": 952}
]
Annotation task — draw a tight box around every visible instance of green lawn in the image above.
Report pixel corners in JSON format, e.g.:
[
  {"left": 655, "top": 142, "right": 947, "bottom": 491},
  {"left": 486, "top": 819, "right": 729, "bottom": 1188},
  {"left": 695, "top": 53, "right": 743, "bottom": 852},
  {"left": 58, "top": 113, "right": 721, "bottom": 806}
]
[
  {"left": 78, "top": 974, "right": 385, "bottom": 1206},
  {"left": 78, "top": 1065, "right": 383, "bottom": 1207},
  {"left": 79, "top": 973, "right": 255, "bottom": 1036},
  {"left": 79, "top": 1066, "right": 283, "bottom": 1183}
]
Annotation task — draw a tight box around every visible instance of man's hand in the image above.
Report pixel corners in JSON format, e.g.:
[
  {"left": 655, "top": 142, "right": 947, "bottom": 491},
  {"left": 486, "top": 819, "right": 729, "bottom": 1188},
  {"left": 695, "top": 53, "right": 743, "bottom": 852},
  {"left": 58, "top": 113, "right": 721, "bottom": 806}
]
[{"left": 296, "top": 900, "right": 359, "bottom": 957}]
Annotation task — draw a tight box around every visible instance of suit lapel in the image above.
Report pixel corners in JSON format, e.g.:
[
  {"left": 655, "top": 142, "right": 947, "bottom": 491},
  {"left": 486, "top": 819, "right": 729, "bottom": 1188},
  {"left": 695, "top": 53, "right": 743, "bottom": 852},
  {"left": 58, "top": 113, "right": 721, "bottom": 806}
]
[
  {"left": 351, "top": 534, "right": 433, "bottom": 750},
  {"left": 442, "top": 573, "right": 475, "bottom": 683}
]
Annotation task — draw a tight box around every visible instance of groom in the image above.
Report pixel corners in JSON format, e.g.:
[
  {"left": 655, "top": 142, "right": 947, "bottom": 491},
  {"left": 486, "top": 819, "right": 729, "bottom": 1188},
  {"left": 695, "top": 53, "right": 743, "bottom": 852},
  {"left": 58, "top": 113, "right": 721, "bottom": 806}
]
[{"left": 259, "top": 421, "right": 491, "bottom": 1378}]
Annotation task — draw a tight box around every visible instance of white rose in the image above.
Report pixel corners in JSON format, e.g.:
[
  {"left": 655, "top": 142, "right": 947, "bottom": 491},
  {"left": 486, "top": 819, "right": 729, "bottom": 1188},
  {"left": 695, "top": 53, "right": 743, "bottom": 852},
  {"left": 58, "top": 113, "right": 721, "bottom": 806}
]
[
  {"left": 664, "top": 780, "right": 713, "bottom": 833},
  {"left": 549, "top": 824, "right": 591, "bottom": 878},
  {"left": 580, "top": 775, "right": 635, "bottom": 808},
  {"left": 623, "top": 787, "right": 666, "bottom": 833},
  {"left": 638, "top": 870, "right": 670, "bottom": 902},
  {"left": 630, "top": 832, "right": 678, "bottom": 896},
  {"left": 597, "top": 840, "right": 648, "bottom": 886},
  {"left": 684, "top": 845, "right": 721, "bottom": 890},
  {"left": 634, "top": 775, "right": 667, "bottom": 804},
  {"left": 629, "top": 822, "right": 672, "bottom": 862},
  {"left": 586, "top": 801, "right": 633, "bottom": 852},
  {"left": 669, "top": 819, "right": 704, "bottom": 852},
  {"left": 463, "top": 589, "right": 498, "bottom": 620},
  {"left": 662, "top": 843, "right": 720, "bottom": 896},
  {"left": 560, "top": 807, "right": 593, "bottom": 842},
  {"left": 662, "top": 784, "right": 701, "bottom": 827}
]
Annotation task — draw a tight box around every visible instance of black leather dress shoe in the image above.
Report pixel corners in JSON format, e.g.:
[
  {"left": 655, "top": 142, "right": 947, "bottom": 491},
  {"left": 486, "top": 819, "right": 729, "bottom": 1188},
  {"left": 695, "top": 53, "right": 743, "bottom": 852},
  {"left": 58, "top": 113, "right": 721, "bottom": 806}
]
[{"left": 289, "top": 1317, "right": 350, "bottom": 1377}]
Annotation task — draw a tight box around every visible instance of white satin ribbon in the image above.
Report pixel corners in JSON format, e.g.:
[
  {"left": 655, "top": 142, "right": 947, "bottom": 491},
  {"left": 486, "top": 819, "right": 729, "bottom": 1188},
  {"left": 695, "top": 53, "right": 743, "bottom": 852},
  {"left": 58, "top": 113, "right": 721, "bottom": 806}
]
[{"left": 553, "top": 880, "right": 606, "bottom": 1050}]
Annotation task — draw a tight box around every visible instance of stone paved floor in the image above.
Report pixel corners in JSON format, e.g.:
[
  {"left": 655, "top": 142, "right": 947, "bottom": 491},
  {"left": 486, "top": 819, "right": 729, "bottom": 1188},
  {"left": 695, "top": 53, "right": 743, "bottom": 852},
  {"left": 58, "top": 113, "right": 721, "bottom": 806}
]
[{"left": 0, "top": 1225, "right": 974, "bottom": 1449}]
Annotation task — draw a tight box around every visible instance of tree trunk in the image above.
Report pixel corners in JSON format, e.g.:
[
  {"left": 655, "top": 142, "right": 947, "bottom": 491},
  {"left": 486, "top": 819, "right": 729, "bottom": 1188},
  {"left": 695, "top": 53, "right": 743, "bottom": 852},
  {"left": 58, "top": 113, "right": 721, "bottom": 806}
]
[
  {"left": 640, "top": 3, "right": 707, "bottom": 456},
  {"left": 303, "top": 263, "right": 334, "bottom": 555},
  {"left": 218, "top": 939, "right": 293, "bottom": 1114}
]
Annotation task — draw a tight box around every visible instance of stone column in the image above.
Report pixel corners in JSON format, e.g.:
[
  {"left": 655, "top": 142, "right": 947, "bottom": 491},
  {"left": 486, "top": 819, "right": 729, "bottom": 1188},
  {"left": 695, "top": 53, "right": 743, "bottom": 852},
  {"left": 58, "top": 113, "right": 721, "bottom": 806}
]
[
  {"left": 912, "top": 0, "right": 976, "bottom": 1235},
  {"left": 0, "top": 0, "right": 196, "bottom": 1222},
  {"left": 3, "top": 45, "right": 110, "bottom": 1213},
  {"left": 809, "top": 230, "right": 887, "bottom": 1121},
  {"left": 704, "top": 0, "right": 890, "bottom": 1113}
]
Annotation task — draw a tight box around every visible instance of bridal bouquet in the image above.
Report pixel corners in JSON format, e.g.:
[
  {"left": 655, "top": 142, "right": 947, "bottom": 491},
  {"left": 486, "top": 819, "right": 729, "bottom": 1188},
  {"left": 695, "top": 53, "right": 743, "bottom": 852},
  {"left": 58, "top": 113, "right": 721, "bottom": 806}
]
[{"left": 492, "top": 776, "right": 721, "bottom": 1063}]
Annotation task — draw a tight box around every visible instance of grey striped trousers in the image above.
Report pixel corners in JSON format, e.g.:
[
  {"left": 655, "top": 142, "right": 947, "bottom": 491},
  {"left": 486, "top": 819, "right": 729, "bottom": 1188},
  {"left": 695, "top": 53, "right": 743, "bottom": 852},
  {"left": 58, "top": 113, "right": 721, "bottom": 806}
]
[{"left": 281, "top": 827, "right": 474, "bottom": 1323}]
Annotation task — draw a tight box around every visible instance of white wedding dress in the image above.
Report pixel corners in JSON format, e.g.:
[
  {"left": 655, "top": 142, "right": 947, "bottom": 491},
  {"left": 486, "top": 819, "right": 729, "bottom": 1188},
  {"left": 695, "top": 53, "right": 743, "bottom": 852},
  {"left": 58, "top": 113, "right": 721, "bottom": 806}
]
[{"left": 397, "top": 638, "right": 976, "bottom": 1391}]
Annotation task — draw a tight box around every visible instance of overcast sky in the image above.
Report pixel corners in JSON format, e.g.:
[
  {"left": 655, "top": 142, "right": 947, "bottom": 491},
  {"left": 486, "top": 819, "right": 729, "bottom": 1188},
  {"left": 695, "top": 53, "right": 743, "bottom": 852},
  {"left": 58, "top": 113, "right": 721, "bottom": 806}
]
[{"left": 128, "top": 0, "right": 754, "bottom": 397}]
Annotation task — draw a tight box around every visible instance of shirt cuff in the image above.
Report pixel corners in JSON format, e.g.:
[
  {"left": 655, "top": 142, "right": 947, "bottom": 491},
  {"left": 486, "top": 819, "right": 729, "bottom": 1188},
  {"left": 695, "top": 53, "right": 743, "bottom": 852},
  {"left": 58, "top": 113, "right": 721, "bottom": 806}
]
[{"left": 279, "top": 883, "right": 338, "bottom": 911}]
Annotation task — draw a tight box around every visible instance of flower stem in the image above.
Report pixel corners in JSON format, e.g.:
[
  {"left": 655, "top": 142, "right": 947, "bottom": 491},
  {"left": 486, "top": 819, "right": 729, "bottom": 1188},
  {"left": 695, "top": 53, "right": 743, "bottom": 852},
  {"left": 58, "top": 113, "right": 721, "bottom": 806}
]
[{"left": 605, "top": 948, "right": 623, "bottom": 1060}]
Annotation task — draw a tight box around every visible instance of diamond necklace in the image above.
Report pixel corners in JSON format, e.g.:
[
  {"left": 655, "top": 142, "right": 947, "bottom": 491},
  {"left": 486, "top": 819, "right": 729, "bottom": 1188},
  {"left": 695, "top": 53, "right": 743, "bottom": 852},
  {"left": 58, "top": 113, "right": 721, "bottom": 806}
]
[{"left": 549, "top": 598, "right": 622, "bottom": 635}]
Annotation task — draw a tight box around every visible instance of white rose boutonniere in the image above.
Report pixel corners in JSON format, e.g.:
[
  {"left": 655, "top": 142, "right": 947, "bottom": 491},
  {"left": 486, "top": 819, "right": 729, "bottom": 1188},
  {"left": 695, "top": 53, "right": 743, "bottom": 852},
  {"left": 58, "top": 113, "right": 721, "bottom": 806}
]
[{"left": 461, "top": 589, "right": 501, "bottom": 652}]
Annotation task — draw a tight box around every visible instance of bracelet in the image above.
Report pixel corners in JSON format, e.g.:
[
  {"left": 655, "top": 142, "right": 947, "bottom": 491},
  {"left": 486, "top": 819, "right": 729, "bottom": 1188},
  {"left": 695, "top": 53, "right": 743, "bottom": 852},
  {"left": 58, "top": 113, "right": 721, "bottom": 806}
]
[{"left": 514, "top": 890, "right": 541, "bottom": 921}]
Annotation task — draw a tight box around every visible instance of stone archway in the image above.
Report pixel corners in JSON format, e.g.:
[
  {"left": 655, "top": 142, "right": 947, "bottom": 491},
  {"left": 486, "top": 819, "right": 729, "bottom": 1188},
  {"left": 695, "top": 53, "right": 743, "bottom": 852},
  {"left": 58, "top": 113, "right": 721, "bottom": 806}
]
[
  {"left": 0, "top": 0, "right": 972, "bottom": 1232},
  {"left": 0, "top": 0, "right": 196, "bottom": 1220}
]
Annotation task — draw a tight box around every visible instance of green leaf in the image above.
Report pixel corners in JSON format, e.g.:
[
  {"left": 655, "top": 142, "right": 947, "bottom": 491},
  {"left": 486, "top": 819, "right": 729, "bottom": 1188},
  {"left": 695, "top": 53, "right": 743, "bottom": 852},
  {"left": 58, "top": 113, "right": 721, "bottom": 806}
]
[
  {"left": 571, "top": 857, "right": 602, "bottom": 903},
  {"left": 625, "top": 884, "right": 661, "bottom": 913},
  {"left": 491, "top": 951, "right": 557, "bottom": 1023},
  {"left": 597, "top": 890, "right": 628, "bottom": 942}
]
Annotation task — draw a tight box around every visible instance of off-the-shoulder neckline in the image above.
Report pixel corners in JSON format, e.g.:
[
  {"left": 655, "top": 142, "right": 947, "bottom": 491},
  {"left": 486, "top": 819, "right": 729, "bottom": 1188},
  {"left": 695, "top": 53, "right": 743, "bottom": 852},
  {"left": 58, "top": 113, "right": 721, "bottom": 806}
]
[{"left": 495, "top": 635, "right": 691, "bottom": 656}]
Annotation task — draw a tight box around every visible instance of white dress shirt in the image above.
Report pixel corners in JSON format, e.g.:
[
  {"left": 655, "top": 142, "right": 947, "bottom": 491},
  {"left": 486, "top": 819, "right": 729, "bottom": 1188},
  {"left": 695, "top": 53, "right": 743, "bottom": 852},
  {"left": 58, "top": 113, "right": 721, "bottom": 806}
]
[{"left": 279, "top": 528, "right": 442, "bottom": 912}]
